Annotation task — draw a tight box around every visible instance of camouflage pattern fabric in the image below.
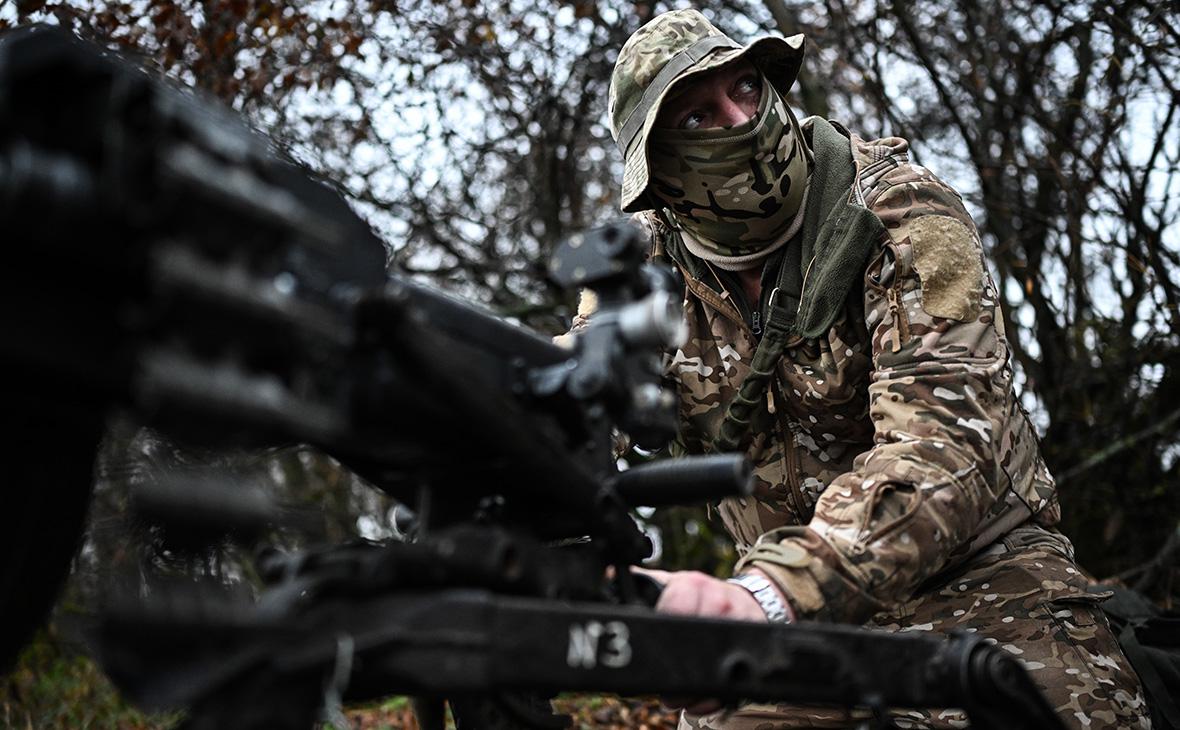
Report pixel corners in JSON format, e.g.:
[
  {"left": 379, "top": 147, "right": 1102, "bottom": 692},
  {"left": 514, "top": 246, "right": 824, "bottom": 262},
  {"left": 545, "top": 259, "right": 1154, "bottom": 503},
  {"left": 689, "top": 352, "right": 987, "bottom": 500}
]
[
  {"left": 608, "top": 9, "right": 804, "bottom": 213},
  {"left": 680, "top": 526, "right": 1151, "bottom": 729},
  {"left": 654, "top": 124, "right": 1060, "bottom": 613},
  {"left": 639, "top": 121, "right": 1150, "bottom": 726},
  {"left": 647, "top": 80, "right": 812, "bottom": 261}
]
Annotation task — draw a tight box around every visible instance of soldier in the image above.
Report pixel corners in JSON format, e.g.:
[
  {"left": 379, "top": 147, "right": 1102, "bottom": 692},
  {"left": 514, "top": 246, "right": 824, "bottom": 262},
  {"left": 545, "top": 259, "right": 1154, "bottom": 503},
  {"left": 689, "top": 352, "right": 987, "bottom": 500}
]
[{"left": 599, "top": 8, "right": 1153, "bottom": 728}]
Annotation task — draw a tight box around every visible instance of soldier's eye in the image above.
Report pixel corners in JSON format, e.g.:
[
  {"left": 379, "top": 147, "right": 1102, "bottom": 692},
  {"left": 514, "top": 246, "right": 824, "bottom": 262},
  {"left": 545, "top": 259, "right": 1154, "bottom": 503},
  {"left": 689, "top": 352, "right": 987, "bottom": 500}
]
[
  {"left": 735, "top": 74, "right": 761, "bottom": 98},
  {"left": 681, "top": 111, "right": 707, "bottom": 130}
]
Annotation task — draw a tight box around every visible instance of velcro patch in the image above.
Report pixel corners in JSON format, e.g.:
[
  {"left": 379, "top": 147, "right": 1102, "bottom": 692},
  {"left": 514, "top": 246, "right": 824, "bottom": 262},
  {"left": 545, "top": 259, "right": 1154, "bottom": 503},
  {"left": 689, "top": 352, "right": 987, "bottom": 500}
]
[{"left": 908, "top": 215, "right": 982, "bottom": 321}]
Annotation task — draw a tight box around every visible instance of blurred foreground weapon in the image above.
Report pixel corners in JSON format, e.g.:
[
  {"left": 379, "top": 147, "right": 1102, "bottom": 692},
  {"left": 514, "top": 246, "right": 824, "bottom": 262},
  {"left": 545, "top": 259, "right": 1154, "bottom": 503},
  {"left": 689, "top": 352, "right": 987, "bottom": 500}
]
[{"left": 0, "top": 26, "right": 1064, "bottom": 730}]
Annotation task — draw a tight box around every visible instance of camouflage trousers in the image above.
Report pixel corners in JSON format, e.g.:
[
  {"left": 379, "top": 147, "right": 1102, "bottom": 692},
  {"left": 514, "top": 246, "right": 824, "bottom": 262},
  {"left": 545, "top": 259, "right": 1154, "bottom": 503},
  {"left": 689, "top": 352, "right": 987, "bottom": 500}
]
[{"left": 680, "top": 525, "right": 1152, "bottom": 729}]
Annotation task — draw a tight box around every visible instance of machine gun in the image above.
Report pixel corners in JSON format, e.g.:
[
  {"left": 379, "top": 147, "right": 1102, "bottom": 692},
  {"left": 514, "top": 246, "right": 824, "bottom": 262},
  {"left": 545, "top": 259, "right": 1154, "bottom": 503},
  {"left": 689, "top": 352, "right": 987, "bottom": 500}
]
[{"left": 0, "top": 26, "right": 1065, "bottom": 730}]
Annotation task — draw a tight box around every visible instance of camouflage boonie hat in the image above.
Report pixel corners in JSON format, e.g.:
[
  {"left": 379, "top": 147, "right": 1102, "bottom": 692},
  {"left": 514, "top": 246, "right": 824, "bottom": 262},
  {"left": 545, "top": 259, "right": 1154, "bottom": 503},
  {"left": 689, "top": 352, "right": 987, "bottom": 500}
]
[{"left": 609, "top": 9, "right": 804, "bottom": 213}]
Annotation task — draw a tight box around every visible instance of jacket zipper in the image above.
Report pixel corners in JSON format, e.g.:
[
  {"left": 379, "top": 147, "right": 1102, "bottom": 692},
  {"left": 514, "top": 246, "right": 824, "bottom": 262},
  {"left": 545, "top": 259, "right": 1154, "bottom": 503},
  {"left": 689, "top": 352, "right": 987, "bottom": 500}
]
[
  {"left": 684, "top": 275, "right": 751, "bottom": 334},
  {"left": 885, "top": 256, "right": 910, "bottom": 352},
  {"left": 769, "top": 380, "right": 806, "bottom": 520},
  {"left": 864, "top": 242, "right": 910, "bottom": 353},
  {"left": 693, "top": 259, "right": 773, "bottom": 339}
]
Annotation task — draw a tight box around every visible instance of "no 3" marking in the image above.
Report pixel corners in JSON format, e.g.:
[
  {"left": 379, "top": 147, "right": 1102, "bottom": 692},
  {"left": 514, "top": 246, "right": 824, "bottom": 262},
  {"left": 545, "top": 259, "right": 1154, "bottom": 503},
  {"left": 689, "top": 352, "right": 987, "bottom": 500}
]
[{"left": 566, "top": 620, "right": 632, "bottom": 669}]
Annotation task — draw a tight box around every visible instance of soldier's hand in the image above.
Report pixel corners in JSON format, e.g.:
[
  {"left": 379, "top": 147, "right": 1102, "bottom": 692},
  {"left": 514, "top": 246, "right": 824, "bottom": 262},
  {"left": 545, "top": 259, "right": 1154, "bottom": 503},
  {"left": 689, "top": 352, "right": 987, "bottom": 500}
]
[
  {"left": 632, "top": 567, "right": 770, "bottom": 716},
  {"left": 634, "top": 568, "right": 767, "bottom": 621}
]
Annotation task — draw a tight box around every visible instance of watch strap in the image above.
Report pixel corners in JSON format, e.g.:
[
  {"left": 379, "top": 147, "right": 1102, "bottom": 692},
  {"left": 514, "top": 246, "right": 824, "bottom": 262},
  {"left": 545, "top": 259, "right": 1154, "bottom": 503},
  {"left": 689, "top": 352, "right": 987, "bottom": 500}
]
[{"left": 727, "top": 572, "right": 793, "bottom": 623}]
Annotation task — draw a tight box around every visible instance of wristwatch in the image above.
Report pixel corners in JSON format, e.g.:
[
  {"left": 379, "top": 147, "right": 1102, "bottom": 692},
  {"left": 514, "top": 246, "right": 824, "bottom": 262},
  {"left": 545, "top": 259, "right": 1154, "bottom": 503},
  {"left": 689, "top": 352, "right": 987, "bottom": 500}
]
[{"left": 727, "top": 572, "right": 792, "bottom": 623}]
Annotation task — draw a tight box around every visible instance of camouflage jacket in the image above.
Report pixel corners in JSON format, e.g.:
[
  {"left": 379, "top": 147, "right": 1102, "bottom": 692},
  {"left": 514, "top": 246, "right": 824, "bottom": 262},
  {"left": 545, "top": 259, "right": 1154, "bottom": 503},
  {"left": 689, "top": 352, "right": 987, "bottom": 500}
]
[{"left": 640, "top": 119, "right": 1060, "bottom": 626}]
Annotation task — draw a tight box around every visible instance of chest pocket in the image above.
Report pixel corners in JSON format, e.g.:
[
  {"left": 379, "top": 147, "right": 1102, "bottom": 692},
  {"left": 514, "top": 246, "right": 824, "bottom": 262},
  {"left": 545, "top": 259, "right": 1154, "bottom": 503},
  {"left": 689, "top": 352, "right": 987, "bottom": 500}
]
[
  {"left": 778, "top": 302, "right": 873, "bottom": 420},
  {"left": 669, "top": 297, "right": 754, "bottom": 453}
]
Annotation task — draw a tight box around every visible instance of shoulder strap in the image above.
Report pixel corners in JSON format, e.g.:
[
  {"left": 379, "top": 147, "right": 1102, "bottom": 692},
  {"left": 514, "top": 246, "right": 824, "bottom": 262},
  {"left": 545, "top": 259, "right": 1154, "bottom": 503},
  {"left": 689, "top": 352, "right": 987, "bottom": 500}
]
[
  {"left": 713, "top": 294, "right": 795, "bottom": 452},
  {"left": 1098, "top": 585, "right": 1180, "bottom": 729},
  {"left": 1119, "top": 625, "right": 1180, "bottom": 729}
]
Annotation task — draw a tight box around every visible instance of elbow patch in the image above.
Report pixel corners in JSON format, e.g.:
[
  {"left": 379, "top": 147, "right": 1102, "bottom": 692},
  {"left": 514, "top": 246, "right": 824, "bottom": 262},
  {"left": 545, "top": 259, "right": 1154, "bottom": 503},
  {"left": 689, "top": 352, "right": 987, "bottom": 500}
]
[{"left": 908, "top": 215, "right": 983, "bottom": 321}]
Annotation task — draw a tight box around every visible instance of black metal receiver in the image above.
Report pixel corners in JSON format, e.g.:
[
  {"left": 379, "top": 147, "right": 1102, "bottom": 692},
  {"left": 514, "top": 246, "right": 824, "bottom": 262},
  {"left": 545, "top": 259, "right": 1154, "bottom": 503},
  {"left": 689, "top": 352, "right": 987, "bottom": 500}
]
[{"left": 0, "top": 26, "right": 1065, "bottom": 730}]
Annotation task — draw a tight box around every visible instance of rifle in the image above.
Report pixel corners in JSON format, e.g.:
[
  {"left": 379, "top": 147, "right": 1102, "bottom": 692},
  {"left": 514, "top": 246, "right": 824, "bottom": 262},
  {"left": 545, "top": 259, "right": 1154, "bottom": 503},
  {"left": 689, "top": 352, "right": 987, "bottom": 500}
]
[{"left": 0, "top": 26, "right": 1065, "bottom": 730}]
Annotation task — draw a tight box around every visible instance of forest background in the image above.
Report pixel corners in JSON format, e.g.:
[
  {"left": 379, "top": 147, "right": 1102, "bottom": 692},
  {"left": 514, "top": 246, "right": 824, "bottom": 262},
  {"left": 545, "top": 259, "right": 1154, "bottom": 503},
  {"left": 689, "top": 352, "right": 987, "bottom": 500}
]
[{"left": 0, "top": 0, "right": 1177, "bottom": 727}]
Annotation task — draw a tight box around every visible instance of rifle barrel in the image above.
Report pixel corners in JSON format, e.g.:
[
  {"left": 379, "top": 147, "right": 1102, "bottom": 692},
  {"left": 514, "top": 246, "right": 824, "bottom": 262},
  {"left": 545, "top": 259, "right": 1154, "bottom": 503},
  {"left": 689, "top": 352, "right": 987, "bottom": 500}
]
[{"left": 614, "top": 454, "right": 753, "bottom": 507}]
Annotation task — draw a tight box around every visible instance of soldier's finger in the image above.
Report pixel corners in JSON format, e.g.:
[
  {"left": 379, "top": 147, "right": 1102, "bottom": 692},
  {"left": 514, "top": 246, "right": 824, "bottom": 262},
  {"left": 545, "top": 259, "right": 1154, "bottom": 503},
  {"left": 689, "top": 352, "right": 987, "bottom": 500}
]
[{"left": 631, "top": 566, "right": 673, "bottom": 585}]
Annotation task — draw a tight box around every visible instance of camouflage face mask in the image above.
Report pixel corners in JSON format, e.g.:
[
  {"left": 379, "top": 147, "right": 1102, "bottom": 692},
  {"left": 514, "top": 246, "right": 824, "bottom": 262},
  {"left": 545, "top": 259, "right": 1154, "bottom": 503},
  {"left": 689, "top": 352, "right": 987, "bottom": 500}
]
[{"left": 647, "top": 82, "right": 811, "bottom": 264}]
